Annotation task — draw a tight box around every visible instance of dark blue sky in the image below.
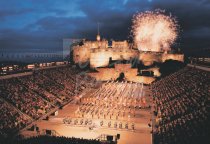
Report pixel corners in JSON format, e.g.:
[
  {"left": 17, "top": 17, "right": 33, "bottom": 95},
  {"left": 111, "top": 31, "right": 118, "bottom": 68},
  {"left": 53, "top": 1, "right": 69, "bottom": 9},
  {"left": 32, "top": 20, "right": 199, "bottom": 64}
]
[{"left": 0, "top": 0, "right": 210, "bottom": 56}]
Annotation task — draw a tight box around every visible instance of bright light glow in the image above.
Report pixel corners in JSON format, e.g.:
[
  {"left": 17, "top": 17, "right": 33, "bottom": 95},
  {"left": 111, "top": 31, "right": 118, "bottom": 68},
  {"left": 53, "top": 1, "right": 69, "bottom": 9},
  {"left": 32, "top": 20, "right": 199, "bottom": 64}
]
[{"left": 132, "top": 10, "right": 178, "bottom": 52}]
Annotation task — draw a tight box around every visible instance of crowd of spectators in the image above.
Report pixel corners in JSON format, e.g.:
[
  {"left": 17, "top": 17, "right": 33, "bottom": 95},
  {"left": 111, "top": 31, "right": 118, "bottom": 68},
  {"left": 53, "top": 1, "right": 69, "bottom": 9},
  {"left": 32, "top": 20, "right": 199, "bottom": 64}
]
[
  {"left": 1, "top": 135, "right": 106, "bottom": 144},
  {"left": 0, "top": 98, "right": 30, "bottom": 136},
  {"left": 0, "top": 78, "right": 53, "bottom": 119},
  {"left": 152, "top": 67, "right": 209, "bottom": 144},
  {"left": 18, "top": 136, "right": 103, "bottom": 144},
  {"left": 0, "top": 65, "right": 95, "bottom": 137},
  {"left": 18, "top": 73, "right": 67, "bottom": 106},
  {"left": 39, "top": 66, "right": 95, "bottom": 96}
]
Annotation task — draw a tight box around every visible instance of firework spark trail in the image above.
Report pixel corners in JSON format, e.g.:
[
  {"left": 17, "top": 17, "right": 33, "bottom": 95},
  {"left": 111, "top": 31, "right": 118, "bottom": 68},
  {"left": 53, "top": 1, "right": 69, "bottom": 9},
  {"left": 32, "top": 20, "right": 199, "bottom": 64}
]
[{"left": 132, "top": 10, "right": 178, "bottom": 52}]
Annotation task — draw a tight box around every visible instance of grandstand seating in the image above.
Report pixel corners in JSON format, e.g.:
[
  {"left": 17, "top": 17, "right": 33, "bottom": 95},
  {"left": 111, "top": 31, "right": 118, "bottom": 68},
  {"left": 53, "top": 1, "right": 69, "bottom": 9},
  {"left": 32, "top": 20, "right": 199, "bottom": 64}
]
[
  {"left": 0, "top": 66, "right": 95, "bottom": 136},
  {"left": 0, "top": 98, "right": 30, "bottom": 136},
  {"left": 152, "top": 67, "right": 209, "bottom": 144},
  {"left": 0, "top": 78, "right": 53, "bottom": 119},
  {"left": 1, "top": 135, "right": 107, "bottom": 144},
  {"left": 18, "top": 136, "right": 103, "bottom": 144},
  {"left": 0, "top": 65, "right": 209, "bottom": 144}
]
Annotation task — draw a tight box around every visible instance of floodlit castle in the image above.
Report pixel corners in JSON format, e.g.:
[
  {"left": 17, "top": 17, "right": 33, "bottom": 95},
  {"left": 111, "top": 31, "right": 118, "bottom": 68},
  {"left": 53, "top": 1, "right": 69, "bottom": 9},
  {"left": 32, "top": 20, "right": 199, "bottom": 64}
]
[{"left": 72, "top": 28, "right": 184, "bottom": 84}]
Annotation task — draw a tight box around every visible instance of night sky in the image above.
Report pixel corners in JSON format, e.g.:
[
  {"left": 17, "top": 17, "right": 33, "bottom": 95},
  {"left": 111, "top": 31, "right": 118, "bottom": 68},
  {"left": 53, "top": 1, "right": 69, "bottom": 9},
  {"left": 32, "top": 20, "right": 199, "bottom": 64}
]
[{"left": 0, "top": 0, "right": 210, "bottom": 60}]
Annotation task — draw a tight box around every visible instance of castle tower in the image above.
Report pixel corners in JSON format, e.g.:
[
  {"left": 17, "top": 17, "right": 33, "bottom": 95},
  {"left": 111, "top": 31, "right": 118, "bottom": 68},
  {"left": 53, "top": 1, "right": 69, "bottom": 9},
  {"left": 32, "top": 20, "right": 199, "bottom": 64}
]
[{"left": 96, "top": 22, "right": 101, "bottom": 41}]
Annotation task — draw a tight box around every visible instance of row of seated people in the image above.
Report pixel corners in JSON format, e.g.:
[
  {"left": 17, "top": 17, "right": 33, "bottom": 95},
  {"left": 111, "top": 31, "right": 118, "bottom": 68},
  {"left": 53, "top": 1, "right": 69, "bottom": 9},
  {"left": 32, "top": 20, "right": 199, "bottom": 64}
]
[
  {"left": 0, "top": 65, "right": 95, "bottom": 137},
  {"left": 40, "top": 68, "right": 76, "bottom": 94},
  {"left": 0, "top": 78, "right": 53, "bottom": 120},
  {"left": 155, "top": 108, "right": 208, "bottom": 144},
  {"left": 151, "top": 67, "right": 209, "bottom": 144},
  {"left": 18, "top": 73, "right": 69, "bottom": 106},
  {"left": 39, "top": 66, "right": 95, "bottom": 95},
  {"left": 0, "top": 98, "right": 30, "bottom": 136},
  {"left": 1, "top": 135, "right": 105, "bottom": 144},
  {"left": 18, "top": 66, "right": 95, "bottom": 106},
  {"left": 41, "top": 66, "right": 96, "bottom": 92}
]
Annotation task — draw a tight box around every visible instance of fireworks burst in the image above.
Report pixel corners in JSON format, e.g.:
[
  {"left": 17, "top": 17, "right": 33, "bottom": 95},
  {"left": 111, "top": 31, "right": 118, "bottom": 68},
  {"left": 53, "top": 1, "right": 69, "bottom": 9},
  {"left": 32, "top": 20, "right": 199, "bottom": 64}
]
[{"left": 132, "top": 10, "right": 178, "bottom": 52}]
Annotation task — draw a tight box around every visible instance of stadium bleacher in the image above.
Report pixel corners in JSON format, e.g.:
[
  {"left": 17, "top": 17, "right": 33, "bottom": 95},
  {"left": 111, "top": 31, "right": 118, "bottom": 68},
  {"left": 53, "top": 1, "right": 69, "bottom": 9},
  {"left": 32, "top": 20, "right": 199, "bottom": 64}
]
[
  {"left": 0, "top": 65, "right": 209, "bottom": 144},
  {"left": 0, "top": 135, "right": 108, "bottom": 144},
  {"left": 152, "top": 67, "right": 209, "bottom": 144},
  {"left": 0, "top": 66, "right": 95, "bottom": 137}
]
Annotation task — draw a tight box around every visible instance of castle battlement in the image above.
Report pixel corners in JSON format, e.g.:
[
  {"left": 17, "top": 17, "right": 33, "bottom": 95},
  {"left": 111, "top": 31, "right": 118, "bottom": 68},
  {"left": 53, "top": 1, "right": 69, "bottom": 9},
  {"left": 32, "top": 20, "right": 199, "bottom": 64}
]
[{"left": 72, "top": 33, "right": 184, "bottom": 68}]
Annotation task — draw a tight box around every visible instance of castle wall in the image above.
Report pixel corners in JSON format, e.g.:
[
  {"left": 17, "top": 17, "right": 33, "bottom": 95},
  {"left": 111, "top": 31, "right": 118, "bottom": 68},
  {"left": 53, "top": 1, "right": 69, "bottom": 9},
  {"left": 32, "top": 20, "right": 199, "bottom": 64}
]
[
  {"left": 111, "top": 50, "right": 139, "bottom": 61},
  {"left": 88, "top": 64, "right": 155, "bottom": 84},
  {"left": 73, "top": 40, "right": 184, "bottom": 68},
  {"left": 88, "top": 68, "right": 117, "bottom": 81},
  {"left": 139, "top": 52, "right": 162, "bottom": 66},
  {"left": 90, "top": 51, "right": 111, "bottom": 68},
  {"left": 73, "top": 46, "right": 91, "bottom": 63},
  {"left": 112, "top": 40, "right": 129, "bottom": 49},
  {"left": 139, "top": 52, "right": 184, "bottom": 66},
  {"left": 162, "top": 54, "right": 184, "bottom": 62},
  {"left": 83, "top": 41, "right": 108, "bottom": 49},
  {"left": 90, "top": 48, "right": 139, "bottom": 68},
  {"left": 73, "top": 40, "right": 108, "bottom": 64}
]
